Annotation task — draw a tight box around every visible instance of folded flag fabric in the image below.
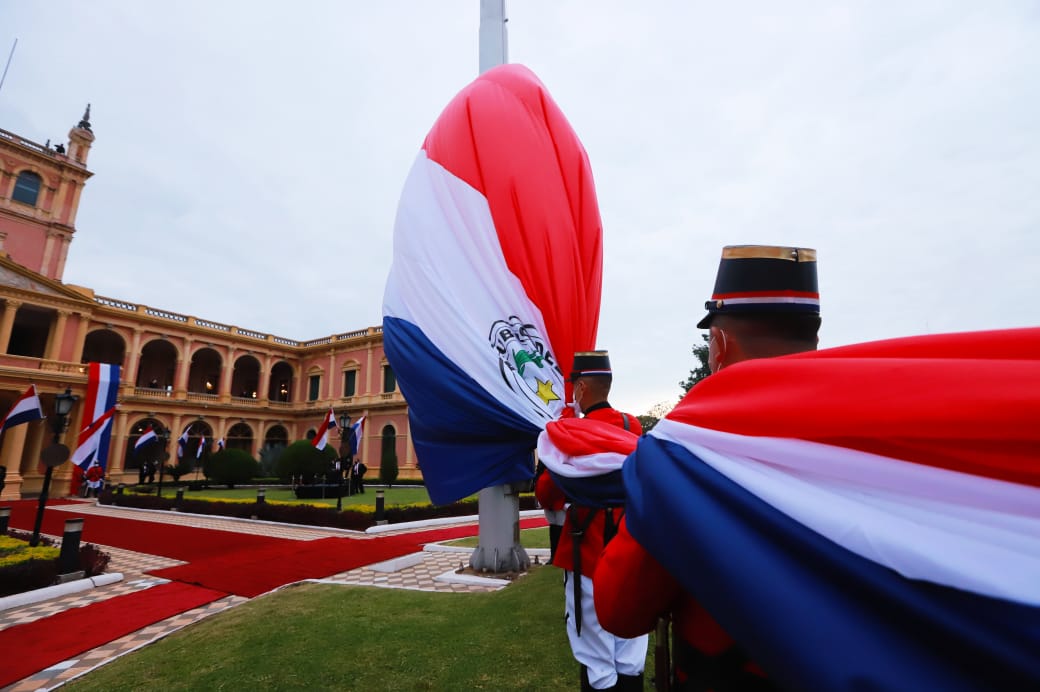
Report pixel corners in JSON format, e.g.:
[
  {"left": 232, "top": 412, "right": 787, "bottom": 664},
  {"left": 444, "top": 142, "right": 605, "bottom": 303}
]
[
  {"left": 383, "top": 64, "right": 603, "bottom": 504},
  {"left": 196, "top": 436, "right": 206, "bottom": 459},
  {"left": 0, "top": 384, "right": 44, "bottom": 435},
  {"left": 537, "top": 418, "right": 638, "bottom": 507},
  {"left": 311, "top": 408, "right": 337, "bottom": 451},
  {"left": 623, "top": 327, "right": 1040, "bottom": 690}
]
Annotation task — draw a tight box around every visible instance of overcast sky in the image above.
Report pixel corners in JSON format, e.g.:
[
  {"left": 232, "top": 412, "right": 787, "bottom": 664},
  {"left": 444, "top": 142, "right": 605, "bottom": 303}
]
[{"left": 2, "top": 2, "right": 1038, "bottom": 415}]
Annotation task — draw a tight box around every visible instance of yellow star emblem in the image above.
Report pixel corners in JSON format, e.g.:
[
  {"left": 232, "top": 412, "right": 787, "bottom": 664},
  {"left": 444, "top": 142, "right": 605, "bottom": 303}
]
[{"left": 536, "top": 378, "right": 560, "bottom": 404}]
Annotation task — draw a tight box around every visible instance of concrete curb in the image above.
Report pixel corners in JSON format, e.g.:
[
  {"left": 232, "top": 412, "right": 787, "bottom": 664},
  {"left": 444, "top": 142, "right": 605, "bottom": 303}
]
[
  {"left": 364, "top": 508, "right": 544, "bottom": 534},
  {"left": 0, "top": 572, "right": 124, "bottom": 613}
]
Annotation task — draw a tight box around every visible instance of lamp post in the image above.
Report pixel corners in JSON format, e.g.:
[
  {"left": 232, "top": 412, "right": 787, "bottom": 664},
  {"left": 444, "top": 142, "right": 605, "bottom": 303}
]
[
  {"left": 336, "top": 412, "right": 351, "bottom": 511},
  {"left": 30, "top": 388, "right": 77, "bottom": 546},
  {"left": 155, "top": 425, "right": 170, "bottom": 498}
]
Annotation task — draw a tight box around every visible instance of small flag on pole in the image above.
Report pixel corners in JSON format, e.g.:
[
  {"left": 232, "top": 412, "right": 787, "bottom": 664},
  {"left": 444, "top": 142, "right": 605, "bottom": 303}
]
[
  {"left": 196, "top": 436, "right": 206, "bottom": 459},
  {"left": 311, "top": 408, "right": 337, "bottom": 451},
  {"left": 217, "top": 437, "right": 225, "bottom": 451},
  {"left": 135, "top": 425, "right": 157, "bottom": 451},
  {"left": 349, "top": 416, "right": 365, "bottom": 456},
  {"left": 0, "top": 385, "right": 44, "bottom": 436},
  {"left": 177, "top": 425, "right": 191, "bottom": 459}
]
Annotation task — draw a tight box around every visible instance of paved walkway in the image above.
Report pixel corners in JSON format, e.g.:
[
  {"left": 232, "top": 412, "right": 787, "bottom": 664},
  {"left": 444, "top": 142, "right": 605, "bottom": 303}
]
[{"left": 1, "top": 499, "right": 545, "bottom": 691}]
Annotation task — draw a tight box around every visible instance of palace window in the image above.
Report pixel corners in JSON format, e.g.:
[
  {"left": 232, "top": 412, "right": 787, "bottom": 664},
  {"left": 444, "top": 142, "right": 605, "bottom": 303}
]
[
  {"left": 343, "top": 369, "right": 357, "bottom": 397},
  {"left": 308, "top": 374, "right": 321, "bottom": 401},
  {"left": 382, "top": 365, "right": 396, "bottom": 393},
  {"left": 12, "top": 171, "right": 42, "bottom": 206}
]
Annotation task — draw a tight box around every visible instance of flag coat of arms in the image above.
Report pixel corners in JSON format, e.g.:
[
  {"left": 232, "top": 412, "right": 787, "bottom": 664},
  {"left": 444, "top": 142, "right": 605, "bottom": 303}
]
[
  {"left": 383, "top": 64, "right": 603, "bottom": 504},
  {"left": 621, "top": 328, "right": 1040, "bottom": 690}
]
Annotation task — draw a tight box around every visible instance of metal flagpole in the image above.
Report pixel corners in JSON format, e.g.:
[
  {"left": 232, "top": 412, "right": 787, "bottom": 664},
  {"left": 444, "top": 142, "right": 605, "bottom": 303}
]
[
  {"left": 469, "top": 0, "right": 531, "bottom": 574},
  {"left": 0, "top": 39, "right": 17, "bottom": 95}
]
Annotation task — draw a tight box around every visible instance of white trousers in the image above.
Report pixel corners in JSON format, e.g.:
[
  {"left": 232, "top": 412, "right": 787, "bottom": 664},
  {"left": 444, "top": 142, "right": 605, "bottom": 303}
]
[{"left": 564, "top": 571, "right": 648, "bottom": 690}]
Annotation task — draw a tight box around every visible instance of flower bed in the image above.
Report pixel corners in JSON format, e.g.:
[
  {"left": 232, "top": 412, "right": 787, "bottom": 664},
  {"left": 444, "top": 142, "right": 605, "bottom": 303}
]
[{"left": 0, "top": 530, "right": 112, "bottom": 597}]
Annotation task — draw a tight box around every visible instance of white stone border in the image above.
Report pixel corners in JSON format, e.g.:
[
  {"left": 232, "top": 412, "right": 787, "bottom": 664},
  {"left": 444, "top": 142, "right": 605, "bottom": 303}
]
[{"left": 0, "top": 572, "right": 124, "bottom": 613}]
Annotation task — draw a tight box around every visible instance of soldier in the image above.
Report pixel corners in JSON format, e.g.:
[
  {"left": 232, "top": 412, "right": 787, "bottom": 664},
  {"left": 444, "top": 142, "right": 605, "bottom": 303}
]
[
  {"left": 536, "top": 351, "right": 647, "bottom": 692},
  {"left": 594, "top": 245, "right": 821, "bottom": 691}
]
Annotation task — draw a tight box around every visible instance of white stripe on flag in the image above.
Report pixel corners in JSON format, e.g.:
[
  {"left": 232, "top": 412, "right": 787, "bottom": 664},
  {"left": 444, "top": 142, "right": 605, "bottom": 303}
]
[
  {"left": 650, "top": 419, "right": 1040, "bottom": 605},
  {"left": 383, "top": 151, "right": 565, "bottom": 426}
]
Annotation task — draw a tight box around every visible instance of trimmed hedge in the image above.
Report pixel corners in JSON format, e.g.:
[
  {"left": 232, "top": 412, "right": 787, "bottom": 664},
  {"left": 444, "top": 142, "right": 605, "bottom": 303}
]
[{"left": 99, "top": 489, "right": 539, "bottom": 530}]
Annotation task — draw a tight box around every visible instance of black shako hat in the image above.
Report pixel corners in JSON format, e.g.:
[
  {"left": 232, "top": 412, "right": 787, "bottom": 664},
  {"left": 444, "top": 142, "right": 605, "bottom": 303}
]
[
  {"left": 570, "top": 351, "right": 612, "bottom": 381},
  {"left": 697, "top": 245, "right": 819, "bottom": 329}
]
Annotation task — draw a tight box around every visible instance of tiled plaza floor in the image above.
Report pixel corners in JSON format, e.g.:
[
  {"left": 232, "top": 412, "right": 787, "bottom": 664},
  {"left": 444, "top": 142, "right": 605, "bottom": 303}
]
[{"left": 1, "top": 499, "right": 541, "bottom": 691}]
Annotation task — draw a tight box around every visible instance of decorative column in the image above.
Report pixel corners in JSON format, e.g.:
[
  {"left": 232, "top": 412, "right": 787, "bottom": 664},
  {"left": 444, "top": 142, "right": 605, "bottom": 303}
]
[
  {"left": 0, "top": 423, "right": 29, "bottom": 500},
  {"left": 71, "top": 312, "right": 90, "bottom": 363},
  {"left": 126, "top": 328, "right": 144, "bottom": 385},
  {"left": 0, "top": 299, "right": 22, "bottom": 354},
  {"left": 327, "top": 350, "right": 336, "bottom": 401},
  {"left": 175, "top": 340, "right": 193, "bottom": 400},
  {"left": 259, "top": 354, "right": 272, "bottom": 406},
  {"left": 109, "top": 410, "right": 129, "bottom": 476},
  {"left": 46, "top": 309, "right": 71, "bottom": 360},
  {"left": 220, "top": 347, "right": 235, "bottom": 403}
]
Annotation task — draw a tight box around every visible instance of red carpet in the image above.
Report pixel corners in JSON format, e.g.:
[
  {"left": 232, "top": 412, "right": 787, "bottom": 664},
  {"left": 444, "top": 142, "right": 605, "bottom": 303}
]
[
  {"left": 151, "top": 516, "right": 548, "bottom": 597},
  {"left": 6, "top": 499, "right": 289, "bottom": 561},
  {"left": 0, "top": 581, "right": 227, "bottom": 688}
]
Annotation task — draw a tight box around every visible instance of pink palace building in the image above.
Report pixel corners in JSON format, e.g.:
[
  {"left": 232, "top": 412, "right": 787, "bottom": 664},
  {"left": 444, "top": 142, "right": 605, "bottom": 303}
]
[{"left": 0, "top": 108, "right": 415, "bottom": 500}]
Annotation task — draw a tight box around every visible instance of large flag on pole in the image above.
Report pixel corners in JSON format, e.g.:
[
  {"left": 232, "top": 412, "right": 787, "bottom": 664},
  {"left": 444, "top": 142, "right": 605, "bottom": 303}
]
[
  {"left": 383, "top": 64, "right": 604, "bottom": 504},
  {"left": 71, "top": 406, "right": 117, "bottom": 470},
  {"left": 74, "top": 363, "right": 120, "bottom": 473},
  {"left": 0, "top": 384, "right": 44, "bottom": 436},
  {"left": 622, "top": 327, "right": 1040, "bottom": 690},
  {"left": 311, "top": 408, "right": 337, "bottom": 451}
]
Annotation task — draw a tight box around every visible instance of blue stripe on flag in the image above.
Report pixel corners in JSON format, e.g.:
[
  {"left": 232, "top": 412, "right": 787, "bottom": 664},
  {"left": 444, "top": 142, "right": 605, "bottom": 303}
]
[
  {"left": 548, "top": 469, "right": 625, "bottom": 508},
  {"left": 623, "top": 434, "right": 1040, "bottom": 691},
  {"left": 383, "top": 316, "right": 539, "bottom": 505}
]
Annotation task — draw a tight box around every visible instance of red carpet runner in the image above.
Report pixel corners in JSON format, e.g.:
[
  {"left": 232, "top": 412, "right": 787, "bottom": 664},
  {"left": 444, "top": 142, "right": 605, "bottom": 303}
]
[
  {"left": 150, "top": 517, "right": 548, "bottom": 597},
  {"left": 0, "top": 581, "right": 227, "bottom": 688},
  {"left": 2, "top": 500, "right": 547, "bottom": 685}
]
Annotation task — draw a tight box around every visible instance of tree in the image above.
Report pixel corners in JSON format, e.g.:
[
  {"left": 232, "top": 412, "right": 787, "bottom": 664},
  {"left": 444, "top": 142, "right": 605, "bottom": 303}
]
[
  {"left": 274, "top": 440, "right": 336, "bottom": 483},
  {"left": 679, "top": 333, "right": 712, "bottom": 396},
  {"left": 204, "top": 448, "right": 259, "bottom": 488},
  {"left": 637, "top": 401, "right": 675, "bottom": 433},
  {"left": 380, "top": 443, "right": 399, "bottom": 485}
]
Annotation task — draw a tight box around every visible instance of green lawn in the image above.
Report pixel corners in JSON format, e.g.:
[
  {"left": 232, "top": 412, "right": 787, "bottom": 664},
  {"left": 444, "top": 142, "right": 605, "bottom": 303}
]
[
  {"left": 63, "top": 566, "right": 657, "bottom": 690},
  {"left": 445, "top": 527, "right": 550, "bottom": 550}
]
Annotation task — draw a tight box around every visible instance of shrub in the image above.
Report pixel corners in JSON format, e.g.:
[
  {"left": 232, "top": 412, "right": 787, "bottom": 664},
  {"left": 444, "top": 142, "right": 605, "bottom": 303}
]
[
  {"left": 165, "top": 456, "right": 195, "bottom": 482},
  {"left": 204, "top": 448, "right": 260, "bottom": 488},
  {"left": 380, "top": 445, "right": 399, "bottom": 485},
  {"left": 0, "top": 532, "right": 112, "bottom": 596},
  {"left": 274, "top": 440, "right": 337, "bottom": 483}
]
